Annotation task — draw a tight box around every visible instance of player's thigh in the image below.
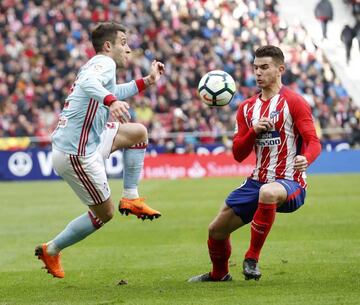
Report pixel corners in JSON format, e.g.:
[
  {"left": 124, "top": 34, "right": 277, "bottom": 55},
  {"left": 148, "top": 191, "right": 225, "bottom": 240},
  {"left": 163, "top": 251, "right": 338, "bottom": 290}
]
[
  {"left": 225, "top": 178, "right": 263, "bottom": 224},
  {"left": 208, "top": 204, "right": 245, "bottom": 240},
  {"left": 258, "top": 182, "right": 288, "bottom": 204},
  {"left": 275, "top": 179, "right": 306, "bottom": 213},
  {"left": 111, "top": 122, "right": 147, "bottom": 151},
  {"left": 52, "top": 148, "right": 111, "bottom": 206}
]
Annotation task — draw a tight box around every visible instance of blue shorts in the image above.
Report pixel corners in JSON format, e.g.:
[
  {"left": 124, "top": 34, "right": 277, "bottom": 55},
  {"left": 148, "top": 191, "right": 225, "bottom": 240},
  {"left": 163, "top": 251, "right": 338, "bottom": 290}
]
[{"left": 225, "top": 178, "right": 306, "bottom": 224}]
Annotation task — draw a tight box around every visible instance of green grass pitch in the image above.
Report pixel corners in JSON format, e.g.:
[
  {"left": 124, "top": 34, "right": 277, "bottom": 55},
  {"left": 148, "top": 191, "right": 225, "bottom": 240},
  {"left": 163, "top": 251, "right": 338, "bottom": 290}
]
[{"left": 0, "top": 174, "right": 359, "bottom": 305}]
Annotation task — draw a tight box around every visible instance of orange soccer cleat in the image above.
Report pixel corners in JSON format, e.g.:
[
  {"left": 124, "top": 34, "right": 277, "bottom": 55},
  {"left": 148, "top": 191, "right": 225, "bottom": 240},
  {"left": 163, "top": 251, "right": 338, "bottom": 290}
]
[
  {"left": 35, "top": 244, "right": 65, "bottom": 278},
  {"left": 119, "top": 197, "right": 161, "bottom": 221}
]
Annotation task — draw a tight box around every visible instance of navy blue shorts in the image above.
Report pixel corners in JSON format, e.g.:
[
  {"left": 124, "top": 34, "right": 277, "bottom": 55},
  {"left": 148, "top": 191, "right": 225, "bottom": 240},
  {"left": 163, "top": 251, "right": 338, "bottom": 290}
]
[{"left": 225, "top": 178, "right": 306, "bottom": 224}]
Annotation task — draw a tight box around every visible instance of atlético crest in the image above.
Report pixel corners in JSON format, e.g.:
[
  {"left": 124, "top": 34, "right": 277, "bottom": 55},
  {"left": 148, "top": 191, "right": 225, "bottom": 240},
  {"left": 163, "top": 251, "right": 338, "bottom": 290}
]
[{"left": 269, "top": 110, "right": 280, "bottom": 124}]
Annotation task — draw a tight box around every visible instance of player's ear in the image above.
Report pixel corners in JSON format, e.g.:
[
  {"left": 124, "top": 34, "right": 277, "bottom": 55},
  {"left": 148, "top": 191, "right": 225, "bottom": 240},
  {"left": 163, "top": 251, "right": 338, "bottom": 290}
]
[
  {"left": 278, "top": 64, "right": 285, "bottom": 75},
  {"left": 103, "top": 40, "right": 112, "bottom": 52}
]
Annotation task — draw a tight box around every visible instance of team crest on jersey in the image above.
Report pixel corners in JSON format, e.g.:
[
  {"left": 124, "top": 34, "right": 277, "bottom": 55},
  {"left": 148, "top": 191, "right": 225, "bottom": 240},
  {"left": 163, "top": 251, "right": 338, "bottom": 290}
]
[{"left": 269, "top": 110, "right": 280, "bottom": 124}]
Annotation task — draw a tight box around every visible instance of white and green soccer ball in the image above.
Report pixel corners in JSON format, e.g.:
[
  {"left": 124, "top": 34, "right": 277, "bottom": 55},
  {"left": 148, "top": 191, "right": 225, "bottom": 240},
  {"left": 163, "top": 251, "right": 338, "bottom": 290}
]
[{"left": 198, "top": 70, "right": 236, "bottom": 107}]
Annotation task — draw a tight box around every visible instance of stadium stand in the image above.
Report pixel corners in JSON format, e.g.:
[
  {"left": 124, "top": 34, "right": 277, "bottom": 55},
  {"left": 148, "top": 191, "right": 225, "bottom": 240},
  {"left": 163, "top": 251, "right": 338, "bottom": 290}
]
[{"left": 0, "top": 0, "right": 359, "bottom": 149}]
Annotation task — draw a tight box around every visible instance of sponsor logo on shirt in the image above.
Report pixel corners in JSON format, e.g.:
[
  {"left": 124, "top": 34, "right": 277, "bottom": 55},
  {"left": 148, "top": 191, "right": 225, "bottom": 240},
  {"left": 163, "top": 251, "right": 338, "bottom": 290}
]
[
  {"left": 57, "top": 116, "right": 68, "bottom": 128},
  {"left": 256, "top": 131, "right": 281, "bottom": 147}
]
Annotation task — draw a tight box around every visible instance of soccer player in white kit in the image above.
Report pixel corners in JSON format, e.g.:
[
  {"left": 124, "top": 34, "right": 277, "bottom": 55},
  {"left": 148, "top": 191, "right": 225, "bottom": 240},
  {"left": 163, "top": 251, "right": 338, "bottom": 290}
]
[{"left": 35, "top": 22, "right": 165, "bottom": 278}]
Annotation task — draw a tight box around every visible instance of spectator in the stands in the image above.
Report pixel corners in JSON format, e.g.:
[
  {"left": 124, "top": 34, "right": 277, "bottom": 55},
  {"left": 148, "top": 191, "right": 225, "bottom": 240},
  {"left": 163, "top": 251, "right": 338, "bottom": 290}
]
[
  {"left": 315, "top": 0, "right": 334, "bottom": 39},
  {"left": 0, "top": 0, "right": 359, "bottom": 149},
  {"left": 341, "top": 24, "right": 355, "bottom": 64}
]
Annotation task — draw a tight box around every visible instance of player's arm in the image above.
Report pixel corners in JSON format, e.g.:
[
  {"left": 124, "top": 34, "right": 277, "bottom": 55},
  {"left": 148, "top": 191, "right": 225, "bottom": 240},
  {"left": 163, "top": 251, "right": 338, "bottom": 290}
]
[
  {"left": 292, "top": 97, "right": 322, "bottom": 172},
  {"left": 78, "top": 58, "right": 130, "bottom": 122},
  {"left": 232, "top": 103, "right": 257, "bottom": 163},
  {"left": 114, "top": 60, "right": 165, "bottom": 100}
]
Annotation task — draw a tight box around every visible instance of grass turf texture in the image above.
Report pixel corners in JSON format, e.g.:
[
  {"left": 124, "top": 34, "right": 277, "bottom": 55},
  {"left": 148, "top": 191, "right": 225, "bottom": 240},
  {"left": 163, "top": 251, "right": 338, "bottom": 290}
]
[{"left": 0, "top": 175, "right": 359, "bottom": 305}]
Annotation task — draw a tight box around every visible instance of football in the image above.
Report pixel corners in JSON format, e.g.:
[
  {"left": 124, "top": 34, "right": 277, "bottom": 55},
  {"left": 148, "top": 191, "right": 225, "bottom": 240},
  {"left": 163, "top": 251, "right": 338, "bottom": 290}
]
[{"left": 198, "top": 70, "right": 236, "bottom": 106}]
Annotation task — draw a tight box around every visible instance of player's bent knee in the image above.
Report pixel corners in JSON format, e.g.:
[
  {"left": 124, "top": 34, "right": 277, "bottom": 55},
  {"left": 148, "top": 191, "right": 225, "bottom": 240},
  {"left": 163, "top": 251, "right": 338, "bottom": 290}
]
[
  {"left": 92, "top": 202, "right": 114, "bottom": 223},
  {"left": 100, "top": 209, "right": 114, "bottom": 223},
  {"left": 208, "top": 223, "right": 217, "bottom": 237},
  {"left": 208, "top": 223, "right": 227, "bottom": 240},
  {"left": 259, "top": 183, "right": 284, "bottom": 203},
  {"left": 133, "top": 123, "right": 148, "bottom": 142}
]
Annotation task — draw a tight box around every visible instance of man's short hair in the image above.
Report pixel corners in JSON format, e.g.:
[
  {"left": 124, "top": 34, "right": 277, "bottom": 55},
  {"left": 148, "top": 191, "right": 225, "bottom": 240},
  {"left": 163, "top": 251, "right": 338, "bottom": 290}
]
[
  {"left": 91, "top": 22, "right": 126, "bottom": 53},
  {"left": 255, "top": 45, "right": 285, "bottom": 65}
]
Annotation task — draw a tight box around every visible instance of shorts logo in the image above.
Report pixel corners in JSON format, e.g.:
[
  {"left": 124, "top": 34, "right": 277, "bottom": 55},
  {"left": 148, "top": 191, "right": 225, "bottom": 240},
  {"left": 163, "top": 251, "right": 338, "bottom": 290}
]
[{"left": 106, "top": 122, "right": 116, "bottom": 129}]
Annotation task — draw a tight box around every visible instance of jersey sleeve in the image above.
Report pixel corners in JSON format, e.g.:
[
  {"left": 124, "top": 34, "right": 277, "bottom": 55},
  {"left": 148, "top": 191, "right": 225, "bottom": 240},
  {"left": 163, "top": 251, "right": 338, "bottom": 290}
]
[
  {"left": 78, "top": 57, "right": 117, "bottom": 105},
  {"left": 114, "top": 81, "right": 139, "bottom": 100},
  {"left": 291, "top": 95, "right": 322, "bottom": 165},
  {"left": 232, "top": 102, "right": 257, "bottom": 163}
]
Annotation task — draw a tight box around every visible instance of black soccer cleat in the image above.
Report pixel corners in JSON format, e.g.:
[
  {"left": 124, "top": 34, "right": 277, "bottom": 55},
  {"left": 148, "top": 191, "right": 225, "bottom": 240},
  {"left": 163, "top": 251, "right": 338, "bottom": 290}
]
[
  {"left": 187, "top": 272, "right": 232, "bottom": 282},
  {"left": 243, "top": 258, "right": 261, "bottom": 281}
]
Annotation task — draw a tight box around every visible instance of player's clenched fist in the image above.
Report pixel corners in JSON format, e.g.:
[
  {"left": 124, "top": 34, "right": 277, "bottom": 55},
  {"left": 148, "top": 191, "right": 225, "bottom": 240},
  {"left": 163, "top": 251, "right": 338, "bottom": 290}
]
[
  {"left": 254, "top": 117, "right": 274, "bottom": 134},
  {"left": 294, "top": 155, "right": 308, "bottom": 172},
  {"left": 110, "top": 100, "right": 131, "bottom": 123},
  {"left": 144, "top": 60, "right": 165, "bottom": 86}
]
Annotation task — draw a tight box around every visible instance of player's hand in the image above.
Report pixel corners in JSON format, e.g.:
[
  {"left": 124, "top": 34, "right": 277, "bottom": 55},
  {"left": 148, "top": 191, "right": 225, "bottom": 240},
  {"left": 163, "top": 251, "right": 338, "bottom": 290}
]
[
  {"left": 144, "top": 60, "right": 165, "bottom": 86},
  {"left": 253, "top": 117, "right": 274, "bottom": 134},
  {"left": 109, "top": 100, "right": 131, "bottom": 124},
  {"left": 294, "top": 155, "right": 308, "bottom": 172}
]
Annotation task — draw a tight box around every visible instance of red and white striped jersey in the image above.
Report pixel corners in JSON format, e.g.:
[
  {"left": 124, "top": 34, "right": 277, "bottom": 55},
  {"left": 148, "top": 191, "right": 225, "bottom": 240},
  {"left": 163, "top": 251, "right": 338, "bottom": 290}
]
[{"left": 232, "top": 86, "right": 321, "bottom": 188}]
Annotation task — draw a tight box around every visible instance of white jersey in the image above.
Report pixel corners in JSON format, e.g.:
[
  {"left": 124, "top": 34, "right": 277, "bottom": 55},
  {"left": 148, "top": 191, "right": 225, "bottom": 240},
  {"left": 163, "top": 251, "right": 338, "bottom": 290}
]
[{"left": 52, "top": 54, "right": 139, "bottom": 156}]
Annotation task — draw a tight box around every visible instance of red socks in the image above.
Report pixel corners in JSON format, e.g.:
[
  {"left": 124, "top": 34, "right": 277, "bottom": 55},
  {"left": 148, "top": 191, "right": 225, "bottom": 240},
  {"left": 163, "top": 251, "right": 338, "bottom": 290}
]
[
  {"left": 207, "top": 202, "right": 276, "bottom": 278},
  {"left": 245, "top": 202, "right": 277, "bottom": 261},
  {"left": 208, "top": 237, "right": 231, "bottom": 280}
]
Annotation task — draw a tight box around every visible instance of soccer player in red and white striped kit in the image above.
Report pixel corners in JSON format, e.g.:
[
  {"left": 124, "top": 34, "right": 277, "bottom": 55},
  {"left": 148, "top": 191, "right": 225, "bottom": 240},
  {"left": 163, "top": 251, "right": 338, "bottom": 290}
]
[{"left": 189, "top": 45, "right": 321, "bottom": 282}]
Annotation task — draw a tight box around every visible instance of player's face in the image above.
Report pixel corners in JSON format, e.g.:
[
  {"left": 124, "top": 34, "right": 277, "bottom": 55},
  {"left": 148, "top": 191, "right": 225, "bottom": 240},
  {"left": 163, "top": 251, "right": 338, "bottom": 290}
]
[
  {"left": 110, "top": 31, "right": 131, "bottom": 68},
  {"left": 253, "top": 57, "right": 284, "bottom": 89}
]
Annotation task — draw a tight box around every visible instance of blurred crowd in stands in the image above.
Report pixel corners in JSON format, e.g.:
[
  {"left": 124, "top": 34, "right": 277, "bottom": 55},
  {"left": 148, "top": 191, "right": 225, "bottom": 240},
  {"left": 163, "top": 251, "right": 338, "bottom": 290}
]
[{"left": 1, "top": 0, "right": 360, "bottom": 150}]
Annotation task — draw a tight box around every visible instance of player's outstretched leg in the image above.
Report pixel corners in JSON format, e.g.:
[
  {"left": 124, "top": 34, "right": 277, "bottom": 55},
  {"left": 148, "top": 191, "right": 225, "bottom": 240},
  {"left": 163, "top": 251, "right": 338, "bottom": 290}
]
[
  {"left": 119, "top": 197, "right": 161, "bottom": 220},
  {"left": 243, "top": 258, "right": 261, "bottom": 281},
  {"left": 35, "top": 244, "right": 64, "bottom": 278},
  {"left": 35, "top": 210, "right": 104, "bottom": 278}
]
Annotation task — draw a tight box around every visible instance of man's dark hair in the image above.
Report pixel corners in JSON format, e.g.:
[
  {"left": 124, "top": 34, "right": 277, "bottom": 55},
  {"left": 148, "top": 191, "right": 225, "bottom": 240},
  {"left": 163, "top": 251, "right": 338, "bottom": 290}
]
[
  {"left": 255, "top": 45, "right": 285, "bottom": 65},
  {"left": 91, "top": 22, "right": 126, "bottom": 53}
]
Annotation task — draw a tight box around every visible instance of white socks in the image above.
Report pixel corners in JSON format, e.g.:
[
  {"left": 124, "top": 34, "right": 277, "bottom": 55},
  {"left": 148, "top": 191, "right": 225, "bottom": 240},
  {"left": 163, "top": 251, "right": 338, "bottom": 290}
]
[{"left": 122, "top": 188, "right": 139, "bottom": 199}]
